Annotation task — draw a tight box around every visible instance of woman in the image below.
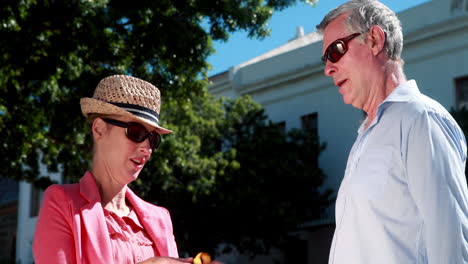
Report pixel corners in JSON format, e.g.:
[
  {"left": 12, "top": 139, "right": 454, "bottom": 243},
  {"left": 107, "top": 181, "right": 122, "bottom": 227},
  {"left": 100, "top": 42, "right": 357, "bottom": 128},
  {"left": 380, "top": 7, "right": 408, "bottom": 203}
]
[{"left": 33, "top": 75, "right": 217, "bottom": 264}]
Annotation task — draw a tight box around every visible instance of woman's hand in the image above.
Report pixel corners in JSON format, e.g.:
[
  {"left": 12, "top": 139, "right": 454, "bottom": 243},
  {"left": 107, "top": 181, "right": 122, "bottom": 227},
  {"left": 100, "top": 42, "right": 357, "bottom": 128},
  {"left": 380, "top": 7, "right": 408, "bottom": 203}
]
[
  {"left": 137, "top": 256, "right": 193, "bottom": 264},
  {"left": 137, "top": 255, "right": 224, "bottom": 264},
  {"left": 193, "top": 252, "right": 224, "bottom": 264}
]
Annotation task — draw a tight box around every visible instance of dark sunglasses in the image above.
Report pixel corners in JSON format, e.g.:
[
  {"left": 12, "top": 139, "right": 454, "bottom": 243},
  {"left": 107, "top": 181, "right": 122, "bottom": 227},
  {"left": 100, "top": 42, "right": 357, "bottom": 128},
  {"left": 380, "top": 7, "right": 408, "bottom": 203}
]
[
  {"left": 321, "top": 33, "right": 361, "bottom": 64},
  {"left": 102, "top": 118, "right": 161, "bottom": 149}
]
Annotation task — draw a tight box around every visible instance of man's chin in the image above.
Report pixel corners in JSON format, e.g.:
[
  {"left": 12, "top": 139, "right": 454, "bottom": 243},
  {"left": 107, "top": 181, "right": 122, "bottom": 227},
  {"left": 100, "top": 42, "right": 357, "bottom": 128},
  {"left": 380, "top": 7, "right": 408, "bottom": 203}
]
[
  {"left": 341, "top": 95, "right": 359, "bottom": 107},
  {"left": 342, "top": 96, "right": 353, "bottom": 105}
]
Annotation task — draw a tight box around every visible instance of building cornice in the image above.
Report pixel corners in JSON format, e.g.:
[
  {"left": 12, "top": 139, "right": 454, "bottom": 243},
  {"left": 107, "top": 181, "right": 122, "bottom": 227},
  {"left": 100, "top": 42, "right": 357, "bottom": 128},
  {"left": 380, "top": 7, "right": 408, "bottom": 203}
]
[
  {"left": 405, "top": 13, "right": 468, "bottom": 45},
  {"left": 233, "top": 62, "right": 324, "bottom": 96},
  {"left": 208, "top": 8, "right": 468, "bottom": 99}
]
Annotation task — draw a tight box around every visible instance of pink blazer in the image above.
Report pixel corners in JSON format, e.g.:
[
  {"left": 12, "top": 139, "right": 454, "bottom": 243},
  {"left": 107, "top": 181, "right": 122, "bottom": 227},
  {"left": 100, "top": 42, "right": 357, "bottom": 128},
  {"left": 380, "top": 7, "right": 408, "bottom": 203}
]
[{"left": 33, "top": 171, "right": 179, "bottom": 263}]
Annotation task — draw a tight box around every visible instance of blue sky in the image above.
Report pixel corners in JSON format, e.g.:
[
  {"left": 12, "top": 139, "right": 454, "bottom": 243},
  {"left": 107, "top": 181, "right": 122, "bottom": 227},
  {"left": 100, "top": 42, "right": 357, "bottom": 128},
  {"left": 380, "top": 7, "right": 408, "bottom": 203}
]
[{"left": 207, "top": 0, "right": 431, "bottom": 76}]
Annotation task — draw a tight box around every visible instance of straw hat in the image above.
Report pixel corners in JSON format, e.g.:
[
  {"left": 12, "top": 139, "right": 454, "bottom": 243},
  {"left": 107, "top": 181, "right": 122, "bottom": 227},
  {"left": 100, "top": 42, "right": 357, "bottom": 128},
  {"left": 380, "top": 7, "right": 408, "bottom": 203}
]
[{"left": 80, "top": 75, "right": 172, "bottom": 134}]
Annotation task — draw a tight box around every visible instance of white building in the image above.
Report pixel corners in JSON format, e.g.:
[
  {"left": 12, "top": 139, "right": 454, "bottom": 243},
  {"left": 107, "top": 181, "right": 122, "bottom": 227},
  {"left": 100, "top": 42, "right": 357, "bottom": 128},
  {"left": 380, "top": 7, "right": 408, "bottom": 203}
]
[
  {"left": 16, "top": 0, "right": 468, "bottom": 263},
  {"left": 16, "top": 163, "right": 61, "bottom": 264},
  {"left": 208, "top": 0, "right": 468, "bottom": 262}
]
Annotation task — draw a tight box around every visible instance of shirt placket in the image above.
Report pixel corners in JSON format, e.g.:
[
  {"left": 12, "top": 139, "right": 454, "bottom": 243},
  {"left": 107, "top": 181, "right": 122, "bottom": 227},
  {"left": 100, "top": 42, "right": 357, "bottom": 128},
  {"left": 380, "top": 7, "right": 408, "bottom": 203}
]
[{"left": 331, "top": 128, "right": 371, "bottom": 264}]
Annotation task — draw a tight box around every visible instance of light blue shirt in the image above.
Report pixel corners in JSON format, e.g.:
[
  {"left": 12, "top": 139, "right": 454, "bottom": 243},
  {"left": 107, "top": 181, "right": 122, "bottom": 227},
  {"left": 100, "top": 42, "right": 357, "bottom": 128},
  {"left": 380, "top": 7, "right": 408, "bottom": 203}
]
[{"left": 329, "top": 80, "right": 468, "bottom": 264}]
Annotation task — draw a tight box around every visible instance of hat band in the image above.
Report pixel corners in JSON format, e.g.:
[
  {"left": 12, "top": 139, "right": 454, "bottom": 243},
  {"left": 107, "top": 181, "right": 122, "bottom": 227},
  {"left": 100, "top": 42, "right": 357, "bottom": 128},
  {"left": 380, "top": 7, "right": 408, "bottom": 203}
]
[{"left": 110, "top": 102, "right": 160, "bottom": 125}]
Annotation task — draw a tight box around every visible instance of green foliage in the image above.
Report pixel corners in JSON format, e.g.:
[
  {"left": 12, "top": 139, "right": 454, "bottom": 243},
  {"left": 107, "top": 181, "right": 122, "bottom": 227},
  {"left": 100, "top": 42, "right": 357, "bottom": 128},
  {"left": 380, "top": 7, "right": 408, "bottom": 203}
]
[
  {"left": 132, "top": 94, "right": 332, "bottom": 256},
  {"left": 0, "top": 0, "right": 328, "bottom": 258},
  {"left": 0, "top": 0, "right": 314, "bottom": 185}
]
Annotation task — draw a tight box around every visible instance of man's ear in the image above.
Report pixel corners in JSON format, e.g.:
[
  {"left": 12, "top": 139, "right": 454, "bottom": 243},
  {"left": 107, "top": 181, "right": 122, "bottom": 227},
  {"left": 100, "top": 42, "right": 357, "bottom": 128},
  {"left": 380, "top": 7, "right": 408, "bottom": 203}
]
[
  {"left": 92, "top": 118, "right": 107, "bottom": 141},
  {"left": 367, "top": 25, "right": 386, "bottom": 56}
]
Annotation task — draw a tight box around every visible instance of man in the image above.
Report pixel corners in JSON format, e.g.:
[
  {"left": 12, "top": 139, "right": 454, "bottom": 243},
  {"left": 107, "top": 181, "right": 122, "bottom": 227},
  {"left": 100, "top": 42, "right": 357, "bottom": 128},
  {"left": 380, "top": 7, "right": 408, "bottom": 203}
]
[{"left": 316, "top": 0, "right": 468, "bottom": 263}]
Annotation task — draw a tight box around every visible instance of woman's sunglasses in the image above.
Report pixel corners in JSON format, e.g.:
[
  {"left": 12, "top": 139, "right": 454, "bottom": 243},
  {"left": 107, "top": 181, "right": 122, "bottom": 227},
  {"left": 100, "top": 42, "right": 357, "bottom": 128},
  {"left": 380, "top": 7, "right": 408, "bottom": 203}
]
[
  {"left": 102, "top": 118, "right": 161, "bottom": 149},
  {"left": 321, "top": 33, "right": 361, "bottom": 64}
]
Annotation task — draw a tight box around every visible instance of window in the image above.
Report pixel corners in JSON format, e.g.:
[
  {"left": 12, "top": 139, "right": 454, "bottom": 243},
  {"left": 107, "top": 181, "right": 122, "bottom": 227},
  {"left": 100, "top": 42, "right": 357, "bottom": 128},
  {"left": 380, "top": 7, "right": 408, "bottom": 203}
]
[
  {"left": 301, "top": 113, "right": 318, "bottom": 137},
  {"left": 301, "top": 113, "right": 319, "bottom": 167},
  {"left": 451, "top": 0, "right": 468, "bottom": 13},
  {"left": 276, "top": 121, "right": 286, "bottom": 136},
  {"left": 455, "top": 75, "right": 468, "bottom": 109}
]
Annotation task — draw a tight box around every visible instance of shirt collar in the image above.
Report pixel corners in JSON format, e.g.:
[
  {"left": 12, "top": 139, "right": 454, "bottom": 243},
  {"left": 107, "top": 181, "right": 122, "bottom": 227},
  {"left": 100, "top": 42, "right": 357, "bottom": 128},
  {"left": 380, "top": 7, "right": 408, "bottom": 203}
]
[
  {"left": 104, "top": 207, "right": 145, "bottom": 230},
  {"left": 382, "top": 79, "right": 420, "bottom": 103},
  {"left": 125, "top": 208, "right": 145, "bottom": 229},
  {"left": 358, "top": 80, "right": 420, "bottom": 133}
]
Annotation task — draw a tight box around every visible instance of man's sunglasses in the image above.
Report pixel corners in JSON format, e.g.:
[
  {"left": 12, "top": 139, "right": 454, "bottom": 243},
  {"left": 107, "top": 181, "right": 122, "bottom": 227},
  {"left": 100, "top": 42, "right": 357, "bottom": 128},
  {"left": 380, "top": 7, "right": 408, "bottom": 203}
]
[
  {"left": 102, "top": 118, "right": 161, "bottom": 149},
  {"left": 321, "top": 33, "right": 361, "bottom": 64}
]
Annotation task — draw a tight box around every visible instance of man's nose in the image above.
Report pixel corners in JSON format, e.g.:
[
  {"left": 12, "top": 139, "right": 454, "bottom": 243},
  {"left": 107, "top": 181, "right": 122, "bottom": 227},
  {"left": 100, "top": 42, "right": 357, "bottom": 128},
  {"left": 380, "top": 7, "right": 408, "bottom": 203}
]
[{"left": 324, "top": 61, "right": 336, "bottom": 76}]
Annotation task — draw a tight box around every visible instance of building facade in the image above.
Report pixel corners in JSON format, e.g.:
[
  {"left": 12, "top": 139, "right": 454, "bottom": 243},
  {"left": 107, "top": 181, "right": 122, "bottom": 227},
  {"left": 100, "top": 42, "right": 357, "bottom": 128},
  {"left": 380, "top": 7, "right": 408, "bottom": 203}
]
[
  {"left": 208, "top": 0, "right": 468, "bottom": 262},
  {"left": 16, "top": 164, "right": 62, "bottom": 264}
]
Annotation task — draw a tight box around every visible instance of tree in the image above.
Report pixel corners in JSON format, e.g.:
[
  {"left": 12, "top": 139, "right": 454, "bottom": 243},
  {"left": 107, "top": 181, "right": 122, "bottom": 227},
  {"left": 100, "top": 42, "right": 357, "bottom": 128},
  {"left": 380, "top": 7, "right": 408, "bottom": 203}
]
[
  {"left": 137, "top": 95, "right": 332, "bottom": 257},
  {"left": 0, "top": 0, "right": 328, "bottom": 258},
  {"left": 0, "top": 0, "right": 317, "bottom": 185}
]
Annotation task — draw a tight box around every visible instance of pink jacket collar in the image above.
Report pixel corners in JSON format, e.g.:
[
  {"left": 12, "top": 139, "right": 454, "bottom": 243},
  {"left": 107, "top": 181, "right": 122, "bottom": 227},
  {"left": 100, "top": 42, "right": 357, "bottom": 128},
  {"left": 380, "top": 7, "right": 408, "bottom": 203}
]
[{"left": 78, "top": 171, "right": 171, "bottom": 258}]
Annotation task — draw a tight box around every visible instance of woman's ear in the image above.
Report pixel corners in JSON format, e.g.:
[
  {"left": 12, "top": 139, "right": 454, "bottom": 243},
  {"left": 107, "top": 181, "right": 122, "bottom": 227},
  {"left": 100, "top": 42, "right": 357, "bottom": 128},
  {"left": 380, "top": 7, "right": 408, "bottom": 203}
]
[
  {"left": 367, "top": 25, "right": 386, "bottom": 56},
  {"left": 91, "top": 117, "right": 107, "bottom": 141}
]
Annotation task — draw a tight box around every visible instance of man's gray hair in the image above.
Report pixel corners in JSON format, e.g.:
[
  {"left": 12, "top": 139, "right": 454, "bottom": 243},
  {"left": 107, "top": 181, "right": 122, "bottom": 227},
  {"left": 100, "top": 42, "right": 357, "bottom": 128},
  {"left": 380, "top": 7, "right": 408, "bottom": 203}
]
[{"left": 316, "top": 0, "right": 403, "bottom": 62}]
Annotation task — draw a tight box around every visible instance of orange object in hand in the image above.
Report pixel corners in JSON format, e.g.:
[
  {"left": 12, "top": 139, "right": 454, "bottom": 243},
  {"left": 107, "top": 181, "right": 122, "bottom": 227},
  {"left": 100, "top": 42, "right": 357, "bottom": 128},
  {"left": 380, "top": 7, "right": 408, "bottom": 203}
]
[{"left": 193, "top": 252, "right": 211, "bottom": 264}]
